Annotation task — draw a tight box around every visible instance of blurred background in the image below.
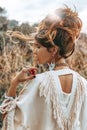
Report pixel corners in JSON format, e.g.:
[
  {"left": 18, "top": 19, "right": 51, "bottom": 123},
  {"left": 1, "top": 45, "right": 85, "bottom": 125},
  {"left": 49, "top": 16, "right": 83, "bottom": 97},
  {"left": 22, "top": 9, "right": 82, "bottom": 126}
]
[{"left": 0, "top": 0, "right": 87, "bottom": 128}]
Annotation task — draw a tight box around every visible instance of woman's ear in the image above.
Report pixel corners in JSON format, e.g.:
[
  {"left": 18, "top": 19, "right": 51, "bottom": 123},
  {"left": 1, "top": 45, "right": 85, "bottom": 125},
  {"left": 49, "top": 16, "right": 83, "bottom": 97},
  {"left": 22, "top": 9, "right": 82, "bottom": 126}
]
[{"left": 50, "top": 46, "right": 59, "bottom": 56}]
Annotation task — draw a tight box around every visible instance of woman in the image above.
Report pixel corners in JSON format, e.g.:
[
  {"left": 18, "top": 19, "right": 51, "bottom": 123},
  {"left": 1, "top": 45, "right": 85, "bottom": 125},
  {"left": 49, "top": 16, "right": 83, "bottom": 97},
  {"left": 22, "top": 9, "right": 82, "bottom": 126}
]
[{"left": 0, "top": 6, "right": 87, "bottom": 130}]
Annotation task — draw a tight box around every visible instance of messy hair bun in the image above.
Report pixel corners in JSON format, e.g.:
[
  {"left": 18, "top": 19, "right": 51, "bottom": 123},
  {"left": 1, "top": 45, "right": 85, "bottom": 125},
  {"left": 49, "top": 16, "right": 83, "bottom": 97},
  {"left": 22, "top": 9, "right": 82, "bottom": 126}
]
[{"left": 35, "top": 5, "right": 82, "bottom": 58}]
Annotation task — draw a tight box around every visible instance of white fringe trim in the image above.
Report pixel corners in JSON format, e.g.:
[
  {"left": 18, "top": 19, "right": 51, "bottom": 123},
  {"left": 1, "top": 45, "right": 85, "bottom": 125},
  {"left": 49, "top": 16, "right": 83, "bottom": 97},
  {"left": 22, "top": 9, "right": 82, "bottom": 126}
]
[{"left": 39, "top": 72, "right": 85, "bottom": 130}]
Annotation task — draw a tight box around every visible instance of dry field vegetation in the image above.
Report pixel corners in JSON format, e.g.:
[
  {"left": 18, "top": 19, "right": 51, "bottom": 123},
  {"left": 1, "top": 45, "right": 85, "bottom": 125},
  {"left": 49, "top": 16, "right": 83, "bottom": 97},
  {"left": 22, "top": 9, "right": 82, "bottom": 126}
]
[
  {"left": 67, "top": 33, "right": 87, "bottom": 78},
  {"left": 0, "top": 31, "right": 34, "bottom": 95},
  {"left": 0, "top": 31, "right": 87, "bottom": 96}
]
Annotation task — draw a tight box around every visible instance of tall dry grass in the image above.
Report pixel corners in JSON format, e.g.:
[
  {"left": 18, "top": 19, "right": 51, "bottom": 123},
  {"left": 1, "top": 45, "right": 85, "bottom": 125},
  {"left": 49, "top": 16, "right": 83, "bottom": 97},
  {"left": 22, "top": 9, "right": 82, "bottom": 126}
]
[{"left": 0, "top": 31, "right": 33, "bottom": 94}]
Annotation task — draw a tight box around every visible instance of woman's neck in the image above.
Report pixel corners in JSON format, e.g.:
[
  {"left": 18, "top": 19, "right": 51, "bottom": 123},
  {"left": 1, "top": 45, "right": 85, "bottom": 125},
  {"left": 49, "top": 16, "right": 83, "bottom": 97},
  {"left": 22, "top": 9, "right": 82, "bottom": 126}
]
[
  {"left": 55, "top": 58, "right": 66, "bottom": 64},
  {"left": 54, "top": 58, "right": 69, "bottom": 70}
]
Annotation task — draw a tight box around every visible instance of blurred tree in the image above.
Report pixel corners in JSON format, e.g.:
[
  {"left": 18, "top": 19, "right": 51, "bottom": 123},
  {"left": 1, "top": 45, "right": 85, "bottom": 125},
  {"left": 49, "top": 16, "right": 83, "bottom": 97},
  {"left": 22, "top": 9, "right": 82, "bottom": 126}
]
[
  {"left": 19, "top": 22, "right": 35, "bottom": 34},
  {"left": 0, "top": 7, "right": 7, "bottom": 31},
  {"left": 7, "top": 20, "right": 19, "bottom": 29},
  {"left": 0, "top": 7, "right": 6, "bottom": 16}
]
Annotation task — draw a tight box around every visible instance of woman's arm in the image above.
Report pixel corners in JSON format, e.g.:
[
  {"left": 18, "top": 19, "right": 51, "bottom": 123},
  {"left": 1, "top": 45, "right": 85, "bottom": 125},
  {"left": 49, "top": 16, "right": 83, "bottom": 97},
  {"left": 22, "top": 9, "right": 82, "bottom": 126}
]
[
  {"left": 7, "top": 79, "right": 19, "bottom": 97},
  {"left": 0, "top": 67, "right": 37, "bottom": 116},
  {"left": 6, "top": 67, "right": 37, "bottom": 97}
]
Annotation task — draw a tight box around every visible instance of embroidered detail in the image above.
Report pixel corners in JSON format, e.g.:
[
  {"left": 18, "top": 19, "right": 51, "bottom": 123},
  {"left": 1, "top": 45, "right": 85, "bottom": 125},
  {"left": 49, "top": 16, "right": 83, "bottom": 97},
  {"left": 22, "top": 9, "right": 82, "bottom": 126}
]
[
  {"left": 0, "top": 98, "right": 16, "bottom": 114},
  {"left": 0, "top": 98, "right": 17, "bottom": 130},
  {"left": 2, "top": 110, "right": 15, "bottom": 130},
  {"left": 39, "top": 72, "right": 85, "bottom": 130}
]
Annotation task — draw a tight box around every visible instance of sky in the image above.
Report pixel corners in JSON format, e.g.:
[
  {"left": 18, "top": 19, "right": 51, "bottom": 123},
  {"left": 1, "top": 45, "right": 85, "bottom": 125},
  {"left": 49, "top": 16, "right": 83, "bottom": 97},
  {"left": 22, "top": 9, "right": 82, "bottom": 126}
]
[{"left": 0, "top": 0, "right": 87, "bottom": 33}]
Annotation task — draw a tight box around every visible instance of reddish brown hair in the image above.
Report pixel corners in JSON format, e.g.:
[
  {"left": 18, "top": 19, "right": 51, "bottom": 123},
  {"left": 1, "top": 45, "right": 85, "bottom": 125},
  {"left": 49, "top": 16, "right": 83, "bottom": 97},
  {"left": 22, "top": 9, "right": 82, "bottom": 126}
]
[{"left": 35, "top": 6, "right": 82, "bottom": 58}]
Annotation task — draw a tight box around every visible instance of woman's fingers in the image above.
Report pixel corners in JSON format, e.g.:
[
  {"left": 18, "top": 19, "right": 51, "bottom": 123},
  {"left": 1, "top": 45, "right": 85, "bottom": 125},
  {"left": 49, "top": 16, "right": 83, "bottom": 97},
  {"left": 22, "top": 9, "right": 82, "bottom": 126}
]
[
  {"left": 22, "top": 67, "right": 37, "bottom": 76},
  {"left": 28, "top": 67, "right": 37, "bottom": 75},
  {"left": 18, "top": 75, "right": 36, "bottom": 82},
  {"left": 13, "top": 67, "right": 37, "bottom": 83}
]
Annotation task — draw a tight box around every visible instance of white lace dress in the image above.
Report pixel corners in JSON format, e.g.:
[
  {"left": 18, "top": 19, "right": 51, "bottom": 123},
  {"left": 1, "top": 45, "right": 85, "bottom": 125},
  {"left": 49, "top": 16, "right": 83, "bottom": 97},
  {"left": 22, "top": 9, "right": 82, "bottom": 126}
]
[{"left": 0, "top": 68, "right": 87, "bottom": 130}]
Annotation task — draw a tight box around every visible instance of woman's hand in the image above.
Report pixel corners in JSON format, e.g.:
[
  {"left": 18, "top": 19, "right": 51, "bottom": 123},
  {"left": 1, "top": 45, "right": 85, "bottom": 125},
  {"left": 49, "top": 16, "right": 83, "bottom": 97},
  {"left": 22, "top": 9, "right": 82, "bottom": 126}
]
[
  {"left": 12, "top": 67, "right": 37, "bottom": 84},
  {"left": 6, "top": 67, "right": 37, "bottom": 97}
]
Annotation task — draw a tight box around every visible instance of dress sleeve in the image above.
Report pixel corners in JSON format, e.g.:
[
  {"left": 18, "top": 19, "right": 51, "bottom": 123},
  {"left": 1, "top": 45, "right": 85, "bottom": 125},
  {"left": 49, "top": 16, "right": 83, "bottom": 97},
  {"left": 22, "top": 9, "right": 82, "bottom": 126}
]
[
  {"left": 79, "top": 79, "right": 87, "bottom": 130},
  {"left": 0, "top": 74, "right": 42, "bottom": 130}
]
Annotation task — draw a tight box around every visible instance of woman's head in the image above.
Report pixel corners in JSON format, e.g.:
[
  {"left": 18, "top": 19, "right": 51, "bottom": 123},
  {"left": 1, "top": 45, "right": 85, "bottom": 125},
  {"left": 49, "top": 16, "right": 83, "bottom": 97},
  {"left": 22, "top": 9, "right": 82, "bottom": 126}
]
[{"left": 35, "top": 6, "right": 82, "bottom": 60}]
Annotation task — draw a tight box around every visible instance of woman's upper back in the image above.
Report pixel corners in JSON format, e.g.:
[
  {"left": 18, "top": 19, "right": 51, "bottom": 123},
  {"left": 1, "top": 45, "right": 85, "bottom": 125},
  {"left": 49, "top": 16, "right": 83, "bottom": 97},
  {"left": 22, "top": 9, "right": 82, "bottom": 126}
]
[
  {"left": 36, "top": 68, "right": 87, "bottom": 130},
  {"left": 53, "top": 68, "right": 75, "bottom": 94}
]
